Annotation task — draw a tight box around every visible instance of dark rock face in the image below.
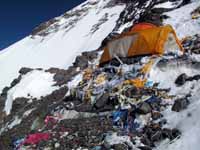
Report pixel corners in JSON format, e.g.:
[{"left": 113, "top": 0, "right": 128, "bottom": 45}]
[
  {"left": 1, "top": 87, "right": 9, "bottom": 97},
  {"left": 73, "top": 51, "right": 98, "bottom": 69},
  {"left": 10, "top": 75, "right": 22, "bottom": 87},
  {"left": 175, "top": 73, "right": 200, "bottom": 86},
  {"left": 175, "top": 73, "right": 188, "bottom": 86},
  {"left": 151, "top": 130, "right": 163, "bottom": 142},
  {"left": 114, "top": 0, "right": 155, "bottom": 29},
  {"left": 141, "top": 123, "right": 181, "bottom": 147},
  {"left": 138, "top": 145, "right": 152, "bottom": 150},
  {"left": 172, "top": 98, "right": 190, "bottom": 112},
  {"left": 47, "top": 67, "right": 78, "bottom": 86},
  {"left": 46, "top": 51, "right": 98, "bottom": 87},
  {"left": 94, "top": 93, "right": 110, "bottom": 109},
  {"left": 31, "top": 18, "right": 58, "bottom": 36},
  {"left": 0, "top": 75, "right": 22, "bottom": 98},
  {"left": 112, "top": 143, "right": 128, "bottom": 150},
  {"left": 19, "top": 67, "right": 33, "bottom": 75},
  {"left": 179, "top": 0, "right": 191, "bottom": 6},
  {"left": 187, "top": 75, "right": 200, "bottom": 81}
]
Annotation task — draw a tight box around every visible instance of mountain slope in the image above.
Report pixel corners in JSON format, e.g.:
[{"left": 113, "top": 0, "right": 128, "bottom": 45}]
[
  {"left": 0, "top": 0, "right": 126, "bottom": 92},
  {"left": 1, "top": 0, "right": 200, "bottom": 150}
]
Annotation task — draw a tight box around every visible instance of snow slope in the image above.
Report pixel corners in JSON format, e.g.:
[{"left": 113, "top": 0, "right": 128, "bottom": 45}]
[
  {"left": 0, "top": 0, "right": 125, "bottom": 92},
  {"left": 164, "top": 0, "right": 200, "bottom": 39},
  {"left": 155, "top": 83, "right": 200, "bottom": 150},
  {"left": 150, "top": 61, "right": 200, "bottom": 150},
  {"left": 149, "top": 1, "right": 200, "bottom": 149}
]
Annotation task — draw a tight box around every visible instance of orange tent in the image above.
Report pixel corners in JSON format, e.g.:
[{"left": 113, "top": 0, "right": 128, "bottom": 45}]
[
  {"left": 131, "top": 22, "right": 157, "bottom": 32},
  {"left": 100, "top": 24, "right": 183, "bottom": 64}
]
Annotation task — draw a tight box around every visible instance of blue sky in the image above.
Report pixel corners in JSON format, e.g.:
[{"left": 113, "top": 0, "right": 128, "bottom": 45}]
[{"left": 0, "top": 0, "right": 85, "bottom": 50}]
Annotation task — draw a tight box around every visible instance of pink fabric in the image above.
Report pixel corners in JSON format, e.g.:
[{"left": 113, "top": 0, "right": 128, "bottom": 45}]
[
  {"left": 23, "top": 133, "right": 50, "bottom": 145},
  {"left": 44, "top": 116, "right": 57, "bottom": 125}
]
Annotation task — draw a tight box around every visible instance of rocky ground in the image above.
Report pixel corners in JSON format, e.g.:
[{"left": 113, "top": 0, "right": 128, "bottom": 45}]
[{"left": 0, "top": 0, "right": 200, "bottom": 150}]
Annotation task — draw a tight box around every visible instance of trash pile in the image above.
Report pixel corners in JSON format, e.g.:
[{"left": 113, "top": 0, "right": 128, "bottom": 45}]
[
  {"left": 69, "top": 57, "right": 156, "bottom": 110},
  {"left": 62, "top": 54, "right": 181, "bottom": 149},
  {"left": 3, "top": 54, "right": 182, "bottom": 150},
  {"left": 182, "top": 34, "right": 200, "bottom": 54}
]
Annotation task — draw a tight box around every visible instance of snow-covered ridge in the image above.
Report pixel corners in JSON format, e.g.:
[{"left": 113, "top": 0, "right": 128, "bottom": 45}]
[
  {"left": 1, "top": 0, "right": 200, "bottom": 149},
  {"left": 0, "top": 0, "right": 125, "bottom": 93}
]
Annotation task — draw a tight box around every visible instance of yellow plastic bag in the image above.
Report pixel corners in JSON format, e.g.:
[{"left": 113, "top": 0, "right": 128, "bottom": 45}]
[
  {"left": 94, "top": 74, "right": 107, "bottom": 85},
  {"left": 83, "top": 68, "right": 93, "bottom": 80},
  {"left": 140, "top": 59, "right": 154, "bottom": 75},
  {"left": 124, "top": 78, "right": 147, "bottom": 88}
]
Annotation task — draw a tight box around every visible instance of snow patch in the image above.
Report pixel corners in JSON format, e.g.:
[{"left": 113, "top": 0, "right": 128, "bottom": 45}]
[
  {"left": 0, "top": 116, "right": 22, "bottom": 135},
  {"left": 105, "top": 132, "right": 138, "bottom": 149},
  {"left": 149, "top": 61, "right": 200, "bottom": 95},
  {"left": 4, "top": 70, "right": 59, "bottom": 115},
  {"left": 7, "top": 116, "right": 22, "bottom": 129},
  {"left": 59, "top": 110, "right": 97, "bottom": 120},
  {"left": 155, "top": 81, "right": 200, "bottom": 150},
  {"left": 66, "top": 73, "right": 83, "bottom": 96},
  {"left": 155, "top": 1, "right": 174, "bottom": 9}
]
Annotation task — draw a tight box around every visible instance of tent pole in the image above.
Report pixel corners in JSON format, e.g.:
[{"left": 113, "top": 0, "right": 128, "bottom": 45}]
[{"left": 114, "top": 55, "right": 124, "bottom": 65}]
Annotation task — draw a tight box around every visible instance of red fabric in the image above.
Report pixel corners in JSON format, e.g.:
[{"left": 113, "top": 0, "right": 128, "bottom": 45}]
[
  {"left": 44, "top": 116, "right": 57, "bottom": 125},
  {"left": 23, "top": 133, "right": 50, "bottom": 145},
  {"left": 131, "top": 23, "right": 157, "bottom": 32}
]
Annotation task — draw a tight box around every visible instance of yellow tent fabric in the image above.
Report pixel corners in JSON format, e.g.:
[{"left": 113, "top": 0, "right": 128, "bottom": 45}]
[{"left": 100, "top": 25, "right": 183, "bottom": 64}]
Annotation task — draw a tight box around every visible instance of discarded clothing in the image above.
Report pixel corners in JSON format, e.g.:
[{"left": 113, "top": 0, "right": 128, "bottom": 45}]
[
  {"left": 145, "top": 96, "right": 160, "bottom": 104},
  {"left": 13, "top": 138, "right": 25, "bottom": 149},
  {"left": 83, "top": 68, "right": 93, "bottom": 80},
  {"left": 44, "top": 116, "right": 58, "bottom": 127},
  {"left": 92, "top": 146, "right": 102, "bottom": 150},
  {"left": 112, "top": 109, "right": 128, "bottom": 128},
  {"left": 145, "top": 80, "right": 154, "bottom": 87},
  {"left": 23, "top": 133, "right": 50, "bottom": 145},
  {"left": 94, "top": 73, "right": 107, "bottom": 85},
  {"left": 112, "top": 109, "right": 137, "bottom": 131}
]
